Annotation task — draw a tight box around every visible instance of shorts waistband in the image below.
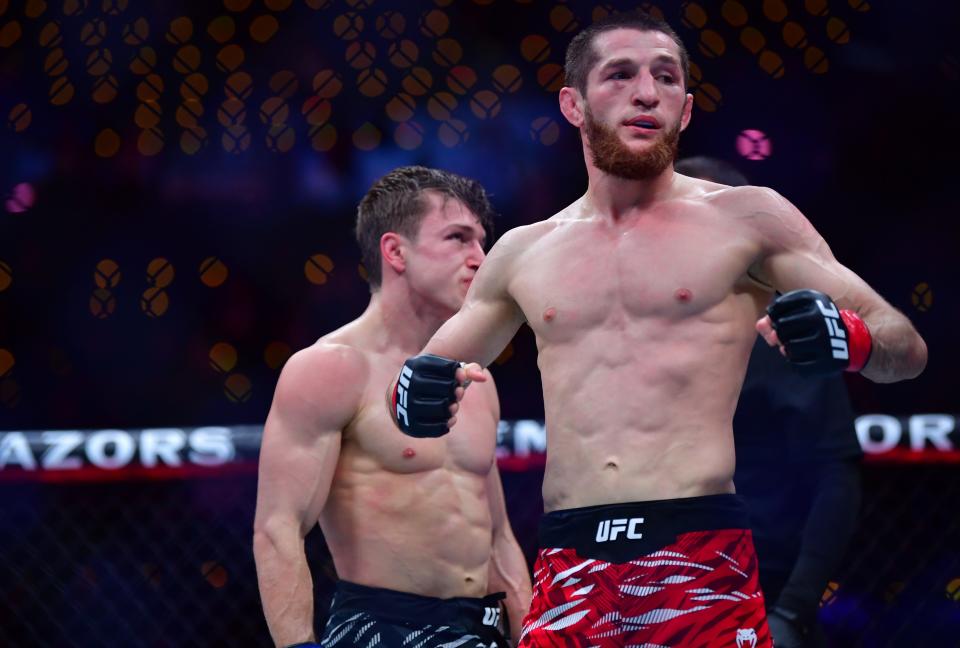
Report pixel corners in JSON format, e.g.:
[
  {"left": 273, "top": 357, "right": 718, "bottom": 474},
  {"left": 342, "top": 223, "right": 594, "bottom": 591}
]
[
  {"left": 539, "top": 493, "right": 750, "bottom": 563},
  {"left": 330, "top": 580, "right": 505, "bottom": 629}
]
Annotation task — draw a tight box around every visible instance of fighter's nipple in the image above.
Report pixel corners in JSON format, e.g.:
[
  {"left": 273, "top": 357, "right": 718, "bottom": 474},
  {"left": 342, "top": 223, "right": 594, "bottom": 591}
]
[
  {"left": 674, "top": 288, "right": 693, "bottom": 303},
  {"left": 543, "top": 307, "right": 557, "bottom": 322},
  {"left": 402, "top": 448, "right": 416, "bottom": 459}
]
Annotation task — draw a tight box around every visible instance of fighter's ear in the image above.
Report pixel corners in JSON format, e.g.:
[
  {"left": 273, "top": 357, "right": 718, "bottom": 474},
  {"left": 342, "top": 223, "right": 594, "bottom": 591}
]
[
  {"left": 679, "top": 92, "right": 694, "bottom": 132},
  {"left": 559, "top": 86, "right": 584, "bottom": 128},
  {"left": 381, "top": 232, "right": 405, "bottom": 276}
]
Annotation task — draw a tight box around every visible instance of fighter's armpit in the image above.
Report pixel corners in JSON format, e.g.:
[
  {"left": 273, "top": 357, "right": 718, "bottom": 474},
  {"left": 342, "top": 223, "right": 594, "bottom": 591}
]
[{"left": 745, "top": 265, "right": 774, "bottom": 290}]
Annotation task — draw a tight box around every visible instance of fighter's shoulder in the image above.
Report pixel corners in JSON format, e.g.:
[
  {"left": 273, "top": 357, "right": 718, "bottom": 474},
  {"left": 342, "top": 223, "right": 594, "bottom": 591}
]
[
  {"left": 491, "top": 208, "right": 575, "bottom": 254},
  {"left": 699, "top": 184, "right": 822, "bottom": 253},
  {"left": 688, "top": 179, "right": 786, "bottom": 211},
  {"left": 700, "top": 181, "right": 796, "bottom": 217},
  {"left": 295, "top": 337, "right": 368, "bottom": 367},
  {"left": 274, "top": 339, "right": 369, "bottom": 412},
  {"left": 479, "top": 221, "right": 555, "bottom": 282},
  {"left": 490, "top": 219, "right": 557, "bottom": 253}
]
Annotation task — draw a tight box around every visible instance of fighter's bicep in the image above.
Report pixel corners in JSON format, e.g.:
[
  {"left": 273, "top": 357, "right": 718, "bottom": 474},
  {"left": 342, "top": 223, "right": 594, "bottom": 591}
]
[
  {"left": 760, "top": 230, "right": 888, "bottom": 319},
  {"left": 255, "top": 347, "right": 363, "bottom": 531},
  {"left": 258, "top": 411, "right": 342, "bottom": 531},
  {"left": 746, "top": 188, "right": 852, "bottom": 297}
]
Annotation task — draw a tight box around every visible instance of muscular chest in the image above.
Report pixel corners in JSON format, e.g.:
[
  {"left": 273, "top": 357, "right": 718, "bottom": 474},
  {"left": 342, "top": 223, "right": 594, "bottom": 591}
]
[
  {"left": 344, "top": 364, "right": 497, "bottom": 476},
  {"left": 513, "top": 214, "right": 758, "bottom": 339}
]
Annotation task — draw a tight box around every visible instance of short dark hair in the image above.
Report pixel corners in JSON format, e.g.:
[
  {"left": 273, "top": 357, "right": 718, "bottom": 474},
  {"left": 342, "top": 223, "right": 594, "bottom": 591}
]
[
  {"left": 675, "top": 156, "right": 749, "bottom": 186},
  {"left": 355, "top": 166, "right": 495, "bottom": 289},
  {"left": 564, "top": 10, "right": 690, "bottom": 94}
]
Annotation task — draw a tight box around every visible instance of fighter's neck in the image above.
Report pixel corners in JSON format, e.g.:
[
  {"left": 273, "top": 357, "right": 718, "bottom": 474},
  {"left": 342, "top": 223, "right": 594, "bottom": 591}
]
[
  {"left": 583, "top": 165, "right": 680, "bottom": 221},
  {"left": 359, "top": 287, "right": 447, "bottom": 355}
]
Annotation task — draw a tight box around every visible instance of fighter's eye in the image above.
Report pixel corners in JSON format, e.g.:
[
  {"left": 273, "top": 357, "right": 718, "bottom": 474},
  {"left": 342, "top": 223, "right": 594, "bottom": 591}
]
[
  {"left": 657, "top": 74, "right": 676, "bottom": 84},
  {"left": 608, "top": 71, "right": 630, "bottom": 80},
  {"left": 447, "top": 233, "right": 465, "bottom": 241}
]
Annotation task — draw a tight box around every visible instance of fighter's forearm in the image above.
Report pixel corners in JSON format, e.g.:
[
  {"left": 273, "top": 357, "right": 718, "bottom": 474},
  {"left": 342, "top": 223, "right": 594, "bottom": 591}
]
[
  {"left": 253, "top": 524, "right": 317, "bottom": 647},
  {"left": 489, "top": 534, "right": 533, "bottom": 640},
  {"left": 422, "top": 320, "right": 497, "bottom": 368},
  {"left": 859, "top": 308, "right": 927, "bottom": 383},
  {"left": 502, "top": 590, "right": 531, "bottom": 643},
  {"left": 422, "top": 298, "right": 524, "bottom": 369}
]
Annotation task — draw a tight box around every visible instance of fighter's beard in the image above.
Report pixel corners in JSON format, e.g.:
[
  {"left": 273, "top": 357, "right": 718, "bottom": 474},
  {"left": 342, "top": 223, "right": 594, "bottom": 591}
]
[{"left": 584, "top": 106, "right": 681, "bottom": 180}]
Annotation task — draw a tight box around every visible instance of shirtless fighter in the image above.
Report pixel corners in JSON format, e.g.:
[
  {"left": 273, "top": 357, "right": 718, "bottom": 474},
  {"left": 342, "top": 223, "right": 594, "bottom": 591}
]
[
  {"left": 254, "top": 166, "right": 531, "bottom": 647},
  {"left": 388, "top": 12, "right": 927, "bottom": 648}
]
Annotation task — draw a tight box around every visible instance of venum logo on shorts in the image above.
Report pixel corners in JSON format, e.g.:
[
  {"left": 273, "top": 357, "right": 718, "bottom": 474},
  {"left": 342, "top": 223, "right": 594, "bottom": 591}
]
[
  {"left": 817, "top": 300, "right": 849, "bottom": 361},
  {"left": 482, "top": 606, "right": 500, "bottom": 627},
  {"left": 395, "top": 365, "right": 413, "bottom": 427},
  {"left": 595, "top": 517, "right": 644, "bottom": 543},
  {"left": 735, "top": 628, "right": 757, "bottom": 648}
]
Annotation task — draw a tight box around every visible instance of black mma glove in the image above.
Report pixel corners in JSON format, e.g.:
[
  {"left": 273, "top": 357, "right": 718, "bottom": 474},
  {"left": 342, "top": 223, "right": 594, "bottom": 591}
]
[
  {"left": 767, "top": 289, "right": 872, "bottom": 376},
  {"left": 390, "top": 354, "right": 462, "bottom": 438}
]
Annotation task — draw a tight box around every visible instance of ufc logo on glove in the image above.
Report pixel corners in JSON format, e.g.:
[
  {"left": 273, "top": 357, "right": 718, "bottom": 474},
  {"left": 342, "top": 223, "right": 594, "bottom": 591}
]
[
  {"left": 395, "top": 365, "right": 413, "bottom": 426},
  {"left": 816, "top": 299, "right": 849, "bottom": 361}
]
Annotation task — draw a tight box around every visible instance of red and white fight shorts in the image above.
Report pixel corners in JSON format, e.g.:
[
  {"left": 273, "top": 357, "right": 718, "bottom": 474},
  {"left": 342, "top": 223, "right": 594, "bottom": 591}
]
[{"left": 519, "top": 494, "right": 772, "bottom": 647}]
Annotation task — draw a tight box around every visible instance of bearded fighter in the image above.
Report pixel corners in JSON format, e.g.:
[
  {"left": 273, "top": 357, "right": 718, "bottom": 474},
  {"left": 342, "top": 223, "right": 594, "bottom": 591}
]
[{"left": 387, "top": 12, "right": 926, "bottom": 648}]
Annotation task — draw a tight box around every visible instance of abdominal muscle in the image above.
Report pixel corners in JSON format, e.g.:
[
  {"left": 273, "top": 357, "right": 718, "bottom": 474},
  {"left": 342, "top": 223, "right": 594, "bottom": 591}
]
[
  {"left": 537, "top": 313, "right": 756, "bottom": 512},
  {"left": 319, "top": 452, "right": 494, "bottom": 599}
]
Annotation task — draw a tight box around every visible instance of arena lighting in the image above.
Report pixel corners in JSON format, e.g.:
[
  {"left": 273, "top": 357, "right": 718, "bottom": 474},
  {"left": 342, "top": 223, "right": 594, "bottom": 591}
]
[
  {"left": 0, "top": 415, "right": 957, "bottom": 482},
  {"left": 4, "top": 182, "right": 36, "bottom": 213}
]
